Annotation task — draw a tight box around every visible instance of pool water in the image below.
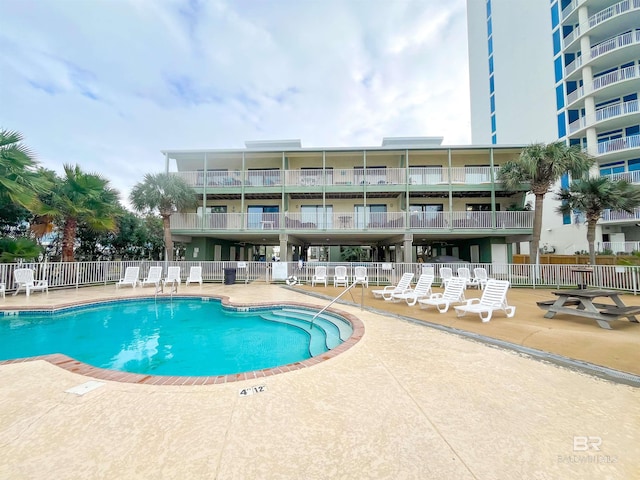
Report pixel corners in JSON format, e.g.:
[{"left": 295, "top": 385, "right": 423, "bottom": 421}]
[{"left": 0, "top": 298, "right": 352, "bottom": 376}]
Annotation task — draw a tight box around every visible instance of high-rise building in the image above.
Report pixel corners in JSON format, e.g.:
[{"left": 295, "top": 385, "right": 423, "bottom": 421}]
[{"left": 468, "top": 0, "right": 640, "bottom": 255}]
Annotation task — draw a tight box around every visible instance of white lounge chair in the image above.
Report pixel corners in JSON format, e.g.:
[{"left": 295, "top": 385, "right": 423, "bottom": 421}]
[
  {"left": 353, "top": 266, "right": 368, "bottom": 287},
  {"left": 116, "top": 266, "right": 140, "bottom": 289},
  {"left": 454, "top": 279, "right": 515, "bottom": 322},
  {"left": 141, "top": 266, "right": 162, "bottom": 288},
  {"left": 334, "top": 266, "right": 348, "bottom": 287},
  {"left": 186, "top": 266, "right": 203, "bottom": 286},
  {"left": 0, "top": 282, "right": 6, "bottom": 299},
  {"left": 439, "top": 267, "right": 453, "bottom": 287},
  {"left": 163, "top": 266, "right": 181, "bottom": 287},
  {"left": 417, "top": 277, "right": 466, "bottom": 313},
  {"left": 311, "top": 266, "right": 328, "bottom": 287},
  {"left": 391, "top": 273, "right": 434, "bottom": 306},
  {"left": 473, "top": 267, "right": 490, "bottom": 290},
  {"left": 13, "top": 268, "right": 48, "bottom": 297},
  {"left": 458, "top": 267, "right": 480, "bottom": 289},
  {"left": 372, "top": 272, "right": 415, "bottom": 301}
]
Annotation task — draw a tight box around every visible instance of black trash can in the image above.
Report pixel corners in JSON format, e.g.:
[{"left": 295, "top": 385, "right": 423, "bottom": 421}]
[{"left": 223, "top": 268, "right": 237, "bottom": 285}]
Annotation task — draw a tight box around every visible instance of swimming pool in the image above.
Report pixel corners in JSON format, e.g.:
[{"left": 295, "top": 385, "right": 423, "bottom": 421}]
[{"left": 0, "top": 298, "right": 355, "bottom": 377}]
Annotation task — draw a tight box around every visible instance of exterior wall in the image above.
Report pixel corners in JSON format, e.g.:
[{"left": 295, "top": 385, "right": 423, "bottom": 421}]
[{"left": 467, "top": 0, "right": 558, "bottom": 145}]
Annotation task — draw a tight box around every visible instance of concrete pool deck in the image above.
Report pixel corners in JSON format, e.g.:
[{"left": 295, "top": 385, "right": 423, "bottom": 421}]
[{"left": 1, "top": 283, "right": 639, "bottom": 479}]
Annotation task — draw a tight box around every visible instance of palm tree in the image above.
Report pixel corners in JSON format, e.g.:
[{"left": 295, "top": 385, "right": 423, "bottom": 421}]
[
  {"left": 555, "top": 177, "right": 640, "bottom": 265},
  {"left": 38, "top": 165, "right": 121, "bottom": 262},
  {"left": 129, "top": 173, "right": 197, "bottom": 261},
  {"left": 0, "top": 128, "right": 49, "bottom": 209},
  {"left": 498, "top": 142, "right": 594, "bottom": 264}
]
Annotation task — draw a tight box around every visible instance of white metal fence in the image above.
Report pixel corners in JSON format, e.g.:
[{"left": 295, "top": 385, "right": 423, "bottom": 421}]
[{"left": 1, "top": 261, "right": 640, "bottom": 294}]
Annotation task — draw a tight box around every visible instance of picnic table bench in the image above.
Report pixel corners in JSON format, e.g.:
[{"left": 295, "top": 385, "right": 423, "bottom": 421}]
[{"left": 536, "top": 289, "right": 640, "bottom": 330}]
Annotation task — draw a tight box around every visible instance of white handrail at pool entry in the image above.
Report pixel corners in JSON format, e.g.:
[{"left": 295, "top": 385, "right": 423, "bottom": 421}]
[{"left": 308, "top": 280, "right": 364, "bottom": 330}]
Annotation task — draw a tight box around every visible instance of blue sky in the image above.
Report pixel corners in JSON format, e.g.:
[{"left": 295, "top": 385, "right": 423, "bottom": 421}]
[{"left": 0, "top": 0, "right": 470, "bottom": 202}]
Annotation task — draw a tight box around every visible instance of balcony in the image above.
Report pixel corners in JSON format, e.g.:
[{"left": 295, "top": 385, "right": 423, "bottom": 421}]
[
  {"left": 568, "top": 98, "right": 639, "bottom": 135},
  {"left": 170, "top": 211, "right": 534, "bottom": 232},
  {"left": 601, "top": 206, "right": 640, "bottom": 223},
  {"left": 588, "top": 0, "right": 640, "bottom": 30},
  {"left": 172, "top": 166, "right": 503, "bottom": 189},
  {"left": 603, "top": 170, "right": 640, "bottom": 184},
  {"left": 597, "top": 133, "right": 640, "bottom": 156},
  {"left": 589, "top": 30, "right": 640, "bottom": 63}
]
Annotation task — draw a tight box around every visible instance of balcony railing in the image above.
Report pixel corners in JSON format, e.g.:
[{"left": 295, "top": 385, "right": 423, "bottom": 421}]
[
  {"left": 589, "top": 0, "right": 640, "bottom": 29},
  {"left": 561, "top": 0, "right": 583, "bottom": 20},
  {"left": 601, "top": 206, "right": 640, "bottom": 222},
  {"left": 598, "top": 241, "right": 640, "bottom": 253},
  {"left": 597, "top": 133, "right": 640, "bottom": 155},
  {"left": 172, "top": 166, "right": 503, "bottom": 189},
  {"left": 569, "top": 98, "right": 640, "bottom": 134},
  {"left": 590, "top": 30, "right": 640, "bottom": 62},
  {"left": 170, "top": 211, "right": 534, "bottom": 231},
  {"left": 593, "top": 64, "right": 639, "bottom": 91},
  {"left": 603, "top": 170, "right": 640, "bottom": 183}
]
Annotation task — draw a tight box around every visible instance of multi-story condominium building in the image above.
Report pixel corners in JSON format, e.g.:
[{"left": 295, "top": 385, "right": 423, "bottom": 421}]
[
  {"left": 163, "top": 138, "right": 532, "bottom": 263},
  {"left": 467, "top": 0, "right": 640, "bottom": 255}
]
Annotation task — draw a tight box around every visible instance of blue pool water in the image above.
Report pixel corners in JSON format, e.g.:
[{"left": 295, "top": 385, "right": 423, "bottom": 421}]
[{"left": 0, "top": 298, "right": 352, "bottom": 376}]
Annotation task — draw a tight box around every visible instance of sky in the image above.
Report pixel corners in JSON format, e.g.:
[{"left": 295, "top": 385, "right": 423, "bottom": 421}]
[{"left": 0, "top": 0, "right": 471, "bottom": 204}]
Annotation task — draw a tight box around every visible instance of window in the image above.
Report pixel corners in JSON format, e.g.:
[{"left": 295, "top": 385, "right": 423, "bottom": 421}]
[
  {"left": 355, "top": 204, "right": 387, "bottom": 228},
  {"left": 247, "top": 205, "right": 279, "bottom": 229},
  {"left": 300, "top": 205, "right": 332, "bottom": 228},
  {"left": 410, "top": 204, "right": 443, "bottom": 228}
]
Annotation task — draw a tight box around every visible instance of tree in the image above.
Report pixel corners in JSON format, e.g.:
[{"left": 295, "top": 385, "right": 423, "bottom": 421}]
[
  {"left": 555, "top": 177, "right": 640, "bottom": 265},
  {"left": 498, "top": 142, "right": 594, "bottom": 264},
  {"left": 0, "top": 128, "right": 49, "bottom": 210},
  {"left": 129, "top": 173, "right": 197, "bottom": 261},
  {"left": 38, "top": 164, "right": 121, "bottom": 262}
]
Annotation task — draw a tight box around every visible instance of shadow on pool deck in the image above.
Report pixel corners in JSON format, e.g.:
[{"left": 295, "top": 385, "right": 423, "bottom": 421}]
[{"left": 294, "top": 283, "right": 640, "bottom": 378}]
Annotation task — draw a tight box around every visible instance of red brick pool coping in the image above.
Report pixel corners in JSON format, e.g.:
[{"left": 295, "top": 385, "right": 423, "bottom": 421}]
[{"left": 0, "top": 294, "right": 365, "bottom": 385}]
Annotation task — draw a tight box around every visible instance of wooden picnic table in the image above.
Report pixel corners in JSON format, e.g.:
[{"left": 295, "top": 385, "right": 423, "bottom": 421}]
[{"left": 537, "top": 289, "right": 640, "bottom": 330}]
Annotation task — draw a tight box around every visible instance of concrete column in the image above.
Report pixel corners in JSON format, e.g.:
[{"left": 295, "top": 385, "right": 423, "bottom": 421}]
[
  {"left": 584, "top": 95, "right": 595, "bottom": 125},
  {"left": 403, "top": 234, "right": 414, "bottom": 263},
  {"left": 586, "top": 127, "right": 598, "bottom": 156},
  {"left": 279, "top": 234, "right": 289, "bottom": 263}
]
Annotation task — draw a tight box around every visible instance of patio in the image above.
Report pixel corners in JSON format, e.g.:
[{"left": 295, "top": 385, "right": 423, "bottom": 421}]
[{"left": 0, "top": 283, "right": 639, "bottom": 479}]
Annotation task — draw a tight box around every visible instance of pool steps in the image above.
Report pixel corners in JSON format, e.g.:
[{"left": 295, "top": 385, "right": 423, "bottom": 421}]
[
  {"left": 279, "top": 308, "right": 352, "bottom": 341},
  {"left": 259, "top": 313, "right": 330, "bottom": 356}
]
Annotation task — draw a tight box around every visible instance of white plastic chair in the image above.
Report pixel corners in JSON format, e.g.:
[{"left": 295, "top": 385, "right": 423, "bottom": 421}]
[
  {"left": 457, "top": 267, "right": 479, "bottom": 289},
  {"left": 186, "top": 266, "right": 203, "bottom": 286},
  {"left": 141, "top": 266, "right": 162, "bottom": 288},
  {"left": 473, "top": 267, "right": 490, "bottom": 290},
  {"left": 0, "top": 282, "right": 5, "bottom": 299},
  {"left": 372, "top": 272, "right": 415, "bottom": 300},
  {"left": 334, "top": 266, "right": 348, "bottom": 287},
  {"left": 353, "top": 266, "right": 368, "bottom": 287},
  {"left": 391, "top": 273, "right": 434, "bottom": 306},
  {"left": 116, "top": 267, "right": 140, "bottom": 289},
  {"left": 163, "top": 266, "right": 182, "bottom": 287},
  {"left": 439, "top": 267, "right": 453, "bottom": 287},
  {"left": 417, "top": 277, "right": 466, "bottom": 313},
  {"left": 454, "top": 279, "right": 515, "bottom": 322},
  {"left": 311, "top": 266, "right": 328, "bottom": 287}
]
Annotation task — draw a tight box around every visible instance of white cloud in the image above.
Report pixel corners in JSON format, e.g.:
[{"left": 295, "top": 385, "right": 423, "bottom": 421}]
[{"left": 0, "top": 0, "right": 470, "bottom": 203}]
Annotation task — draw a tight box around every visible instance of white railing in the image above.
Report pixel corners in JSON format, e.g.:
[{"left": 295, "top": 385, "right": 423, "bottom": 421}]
[
  {"left": 172, "top": 166, "right": 506, "bottom": 188},
  {"left": 601, "top": 206, "right": 640, "bottom": 222},
  {"left": 170, "top": 211, "right": 535, "bottom": 231},
  {"left": 604, "top": 170, "right": 640, "bottom": 184},
  {"left": 563, "top": 25, "right": 581, "bottom": 48},
  {"left": 564, "top": 56, "right": 583, "bottom": 77},
  {"left": 589, "top": 0, "right": 640, "bottom": 29},
  {"left": 593, "top": 65, "right": 638, "bottom": 91},
  {"left": 597, "top": 134, "right": 640, "bottom": 155},
  {"left": 561, "top": 0, "right": 584, "bottom": 20},
  {"left": 3, "top": 261, "right": 640, "bottom": 293},
  {"left": 571, "top": 99, "right": 640, "bottom": 133},
  {"left": 590, "top": 30, "right": 640, "bottom": 61},
  {"left": 598, "top": 241, "right": 640, "bottom": 253},
  {"left": 566, "top": 85, "right": 584, "bottom": 105}
]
